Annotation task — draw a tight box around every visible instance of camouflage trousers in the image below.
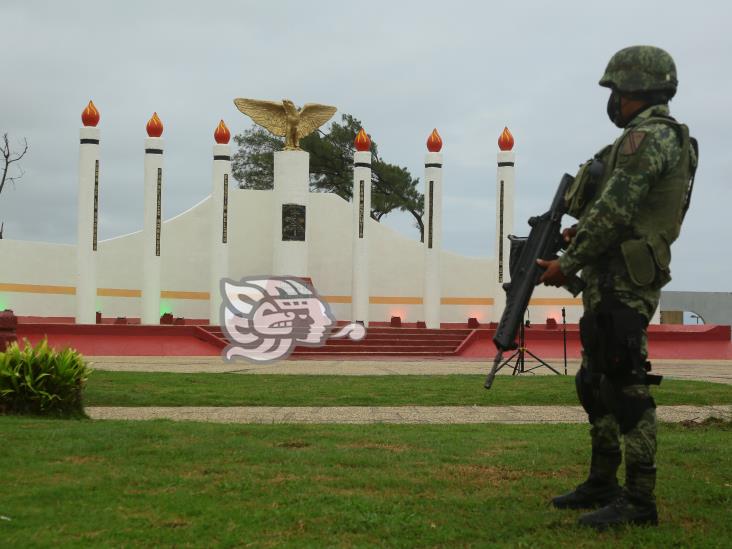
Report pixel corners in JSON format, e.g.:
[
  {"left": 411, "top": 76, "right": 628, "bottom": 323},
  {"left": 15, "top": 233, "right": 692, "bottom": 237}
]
[
  {"left": 582, "top": 327, "right": 657, "bottom": 466},
  {"left": 580, "top": 359, "right": 657, "bottom": 500},
  {"left": 574, "top": 287, "right": 660, "bottom": 502},
  {"left": 590, "top": 385, "right": 657, "bottom": 466}
]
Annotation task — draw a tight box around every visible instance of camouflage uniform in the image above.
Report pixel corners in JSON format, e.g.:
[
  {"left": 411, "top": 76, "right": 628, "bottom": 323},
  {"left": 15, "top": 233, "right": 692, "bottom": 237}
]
[{"left": 552, "top": 46, "right": 697, "bottom": 529}]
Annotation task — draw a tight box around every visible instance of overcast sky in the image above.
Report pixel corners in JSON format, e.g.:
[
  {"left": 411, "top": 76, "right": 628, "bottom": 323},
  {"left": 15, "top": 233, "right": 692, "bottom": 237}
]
[{"left": 1, "top": 0, "right": 730, "bottom": 292}]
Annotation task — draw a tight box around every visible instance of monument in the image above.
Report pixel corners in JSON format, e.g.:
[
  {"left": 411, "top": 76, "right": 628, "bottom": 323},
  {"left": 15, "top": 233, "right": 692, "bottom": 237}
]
[
  {"left": 0, "top": 99, "right": 587, "bottom": 327},
  {"left": 233, "top": 98, "right": 337, "bottom": 279}
]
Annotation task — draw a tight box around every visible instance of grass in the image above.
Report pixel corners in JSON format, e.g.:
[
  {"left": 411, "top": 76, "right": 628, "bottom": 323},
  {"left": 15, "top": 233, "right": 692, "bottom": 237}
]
[
  {"left": 82, "top": 371, "right": 732, "bottom": 407},
  {"left": 0, "top": 416, "right": 730, "bottom": 547},
  {"left": 4, "top": 373, "right": 731, "bottom": 546}
]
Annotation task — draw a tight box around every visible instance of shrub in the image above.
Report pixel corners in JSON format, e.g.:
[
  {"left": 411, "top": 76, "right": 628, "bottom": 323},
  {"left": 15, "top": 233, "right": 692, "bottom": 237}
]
[{"left": 0, "top": 338, "right": 92, "bottom": 417}]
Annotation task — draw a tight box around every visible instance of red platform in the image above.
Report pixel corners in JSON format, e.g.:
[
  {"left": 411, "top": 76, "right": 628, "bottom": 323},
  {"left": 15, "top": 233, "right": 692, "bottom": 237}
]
[
  {"left": 12, "top": 320, "right": 732, "bottom": 360},
  {"left": 16, "top": 324, "right": 222, "bottom": 356},
  {"left": 457, "top": 324, "right": 732, "bottom": 360}
]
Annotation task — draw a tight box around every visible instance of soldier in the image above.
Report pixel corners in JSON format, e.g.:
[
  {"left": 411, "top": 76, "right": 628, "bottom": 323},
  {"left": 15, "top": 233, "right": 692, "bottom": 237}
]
[{"left": 537, "top": 45, "right": 698, "bottom": 530}]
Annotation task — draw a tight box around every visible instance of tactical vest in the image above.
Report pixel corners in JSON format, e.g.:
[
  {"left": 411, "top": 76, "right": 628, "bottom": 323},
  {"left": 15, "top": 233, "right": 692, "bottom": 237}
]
[{"left": 565, "top": 116, "right": 696, "bottom": 290}]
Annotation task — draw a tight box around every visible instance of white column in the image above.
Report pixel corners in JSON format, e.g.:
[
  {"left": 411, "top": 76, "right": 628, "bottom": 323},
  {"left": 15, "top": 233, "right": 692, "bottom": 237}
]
[
  {"left": 352, "top": 150, "right": 371, "bottom": 325},
  {"left": 272, "top": 150, "right": 309, "bottom": 278},
  {"left": 142, "top": 136, "right": 164, "bottom": 324},
  {"left": 75, "top": 126, "right": 100, "bottom": 324},
  {"left": 493, "top": 141, "right": 515, "bottom": 322},
  {"left": 423, "top": 151, "right": 443, "bottom": 329},
  {"left": 209, "top": 141, "right": 231, "bottom": 324}
]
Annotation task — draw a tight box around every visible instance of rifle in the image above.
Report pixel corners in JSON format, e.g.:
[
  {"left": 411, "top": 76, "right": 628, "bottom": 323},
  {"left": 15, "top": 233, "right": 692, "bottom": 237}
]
[{"left": 484, "top": 173, "right": 584, "bottom": 389}]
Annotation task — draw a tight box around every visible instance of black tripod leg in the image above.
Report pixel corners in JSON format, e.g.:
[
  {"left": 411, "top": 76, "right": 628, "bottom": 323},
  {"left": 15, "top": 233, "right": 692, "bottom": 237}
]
[
  {"left": 523, "top": 349, "right": 562, "bottom": 375},
  {"left": 496, "top": 351, "right": 519, "bottom": 375},
  {"left": 514, "top": 352, "right": 521, "bottom": 374},
  {"left": 512, "top": 351, "right": 524, "bottom": 376}
]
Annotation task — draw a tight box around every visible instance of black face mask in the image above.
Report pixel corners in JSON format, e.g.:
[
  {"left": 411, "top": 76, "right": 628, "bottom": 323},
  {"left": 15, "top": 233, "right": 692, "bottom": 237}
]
[{"left": 606, "top": 90, "right": 625, "bottom": 128}]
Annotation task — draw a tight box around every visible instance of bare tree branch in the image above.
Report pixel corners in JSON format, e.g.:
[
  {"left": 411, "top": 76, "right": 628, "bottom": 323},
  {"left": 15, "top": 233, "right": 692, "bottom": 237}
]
[
  {"left": 370, "top": 151, "right": 425, "bottom": 242},
  {"left": 1, "top": 133, "right": 29, "bottom": 197}
]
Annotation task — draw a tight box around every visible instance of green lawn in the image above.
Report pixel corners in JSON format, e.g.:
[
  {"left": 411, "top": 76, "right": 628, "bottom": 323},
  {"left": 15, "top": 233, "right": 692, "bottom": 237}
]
[
  {"left": 4, "top": 373, "right": 731, "bottom": 546},
  {"left": 0, "top": 417, "right": 730, "bottom": 548},
  {"left": 83, "top": 371, "right": 732, "bottom": 407}
]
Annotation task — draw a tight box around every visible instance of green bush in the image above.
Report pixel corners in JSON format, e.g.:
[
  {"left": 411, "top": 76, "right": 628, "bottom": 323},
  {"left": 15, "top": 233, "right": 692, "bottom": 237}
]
[{"left": 0, "top": 338, "right": 92, "bottom": 417}]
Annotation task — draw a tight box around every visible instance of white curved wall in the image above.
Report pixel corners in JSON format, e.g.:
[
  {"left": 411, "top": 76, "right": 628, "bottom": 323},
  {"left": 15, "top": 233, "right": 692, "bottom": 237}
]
[{"left": 0, "top": 185, "right": 584, "bottom": 324}]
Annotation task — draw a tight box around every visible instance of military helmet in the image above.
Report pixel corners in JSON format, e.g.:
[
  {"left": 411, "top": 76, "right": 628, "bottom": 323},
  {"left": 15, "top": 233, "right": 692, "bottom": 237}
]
[{"left": 599, "top": 45, "right": 677, "bottom": 94}]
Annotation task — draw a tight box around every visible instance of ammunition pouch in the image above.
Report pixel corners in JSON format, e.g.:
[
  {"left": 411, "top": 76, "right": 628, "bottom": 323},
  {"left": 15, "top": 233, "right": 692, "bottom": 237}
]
[
  {"left": 575, "top": 368, "right": 608, "bottom": 423},
  {"left": 565, "top": 146, "right": 610, "bottom": 219},
  {"left": 620, "top": 234, "right": 672, "bottom": 289}
]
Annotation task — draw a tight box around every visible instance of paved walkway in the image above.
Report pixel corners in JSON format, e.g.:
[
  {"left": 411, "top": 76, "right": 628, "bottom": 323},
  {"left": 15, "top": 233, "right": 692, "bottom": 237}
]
[
  {"left": 87, "top": 405, "right": 732, "bottom": 424},
  {"left": 88, "top": 356, "right": 732, "bottom": 384},
  {"left": 86, "top": 356, "right": 732, "bottom": 424}
]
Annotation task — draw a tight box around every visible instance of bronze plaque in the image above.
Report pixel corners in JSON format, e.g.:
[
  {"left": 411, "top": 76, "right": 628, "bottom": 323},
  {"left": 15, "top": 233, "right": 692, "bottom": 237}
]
[
  {"left": 428, "top": 181, "right": 434, "bottom": 249},
  {"left": 498, "top": 180, "right": 504, "bottom": 283},
  {"left": 93, "top": 159, "right": 99, "bottom": 251},
  {"left": 358, "top": 180, "right": 364, "bottom": 239},
  {"left": 282, "top": 203, "right": 306, "bottom": 241},
  {"left": 222, "top": 174, "right": 229, "bottom": 244},
  {"left": 156, "top": 168, "right": 162, "bottom": 257}
]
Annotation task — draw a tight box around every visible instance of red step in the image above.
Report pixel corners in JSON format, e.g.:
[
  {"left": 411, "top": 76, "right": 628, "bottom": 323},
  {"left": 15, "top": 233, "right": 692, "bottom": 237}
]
[
  {"left": 198, "top": 325, "right": 474, "bottom": 357},
  {"left": 206, "top": 331, "right": 466, "bottom": 341},
  {"left": 292, "top": 353, "right": 458, "bottom": 357}
]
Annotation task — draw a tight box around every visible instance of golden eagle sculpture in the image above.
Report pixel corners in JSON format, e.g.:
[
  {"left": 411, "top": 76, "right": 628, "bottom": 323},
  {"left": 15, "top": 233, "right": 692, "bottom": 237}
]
[{"left": 233, "top": 98, "right": 338, "bottom": 150}]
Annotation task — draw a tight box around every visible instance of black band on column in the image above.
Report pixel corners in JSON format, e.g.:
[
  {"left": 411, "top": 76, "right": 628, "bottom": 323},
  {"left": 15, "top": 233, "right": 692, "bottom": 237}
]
[
  {"left": 145, "top": 148, "right": 164, "bottom": 155},
  {"left": 425, "top": 163, "right": 442, "bottom": 168},
  {"left": 80, "top": 138, "right": 99, "bottom": 145},
  {"left": 214, "top": 155, "right": 231, "bottom": 161},
  {"left": 498, "top": 162, "right": 514, "bottom": 167},
  {"left": 354, "top": 162, "right": 371, "bottom": 168}
]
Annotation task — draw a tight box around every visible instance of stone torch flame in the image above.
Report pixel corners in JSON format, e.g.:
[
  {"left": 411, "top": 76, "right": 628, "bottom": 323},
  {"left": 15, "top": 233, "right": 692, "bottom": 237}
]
[
  {"left": 426, "top": 128, "right": 443, "bottom": 152},
  {"left": 82, "top": 100, "right": 100, "bottom": 127},
  {"left": 146, "top": 112, "right": 164, "bottom": 138},
  {"left": 354, "top": 128, "right": 371, "bottom": 152},
  {"left": 214, "top": 120, "right": 231, "bottom": 144},
  {"left": 498, "top": 126, "right": 514, "bottom": 151}
]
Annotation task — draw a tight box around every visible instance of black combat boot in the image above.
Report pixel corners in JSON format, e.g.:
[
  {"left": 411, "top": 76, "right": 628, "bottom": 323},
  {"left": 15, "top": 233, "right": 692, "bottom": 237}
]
[
  {"left": 552, "top": 447, "right": 622, "bottom": 510},
  {"left": 578, "top": 463, "right": 658, "bottom": 530}
]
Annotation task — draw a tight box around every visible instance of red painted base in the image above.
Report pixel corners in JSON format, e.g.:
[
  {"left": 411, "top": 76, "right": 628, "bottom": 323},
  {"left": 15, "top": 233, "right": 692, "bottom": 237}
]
[
  {"left": 11, "top": 320, "right": 732, "bottom": 360},
  {"left": 459, "top": 325, "right": 732, "bottom": 360},
  {"left": 16, "top": 324, "right": 221, "bottom": 356}
]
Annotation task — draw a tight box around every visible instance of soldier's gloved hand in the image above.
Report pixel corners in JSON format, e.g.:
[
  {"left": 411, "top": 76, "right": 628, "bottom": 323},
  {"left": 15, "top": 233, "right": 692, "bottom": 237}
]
[
  {"left": 562, "top": 225, "right": 578, "bottom": 244},
  {"left": 536, "top": 259, "right": 569, "bottom": 287}
]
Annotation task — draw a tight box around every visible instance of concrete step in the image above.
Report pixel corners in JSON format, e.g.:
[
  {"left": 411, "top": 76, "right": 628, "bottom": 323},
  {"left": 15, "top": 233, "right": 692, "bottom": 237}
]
[
  {"left": 200, "top": 326, "right": 473, "bottom": 357},
  {"left": 292, "top": 344, "right": 458, "bottom": 353},
  {"left": 203, "top": 327, "right": 471, "bottom": 336},
  {"left": 307, "top": 339, "right": 463, "bottom": 347},
  {"left": 205, "top": 331, "right": 468, "bottom": 340},
  {"left": 291, "top": 350, "right": 458, "bottom": 357}
]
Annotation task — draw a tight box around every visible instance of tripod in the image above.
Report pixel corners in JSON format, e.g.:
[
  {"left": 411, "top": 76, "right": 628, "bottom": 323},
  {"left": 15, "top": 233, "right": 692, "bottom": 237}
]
[
  {"left": 562, "top": 307, "right": 568, "bottom": 376},
  {"left": 494, "top": 315, "right": 562, "bottom": 377}
]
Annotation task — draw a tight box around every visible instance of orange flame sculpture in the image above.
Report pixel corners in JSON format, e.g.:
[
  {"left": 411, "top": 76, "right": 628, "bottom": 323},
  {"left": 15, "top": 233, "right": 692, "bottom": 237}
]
[
  {"left": 498, "top": 126, "right": 514, "bottom": 151},
  {"left": 426, "top": 128, "right": 443, "bottom": 152},
  {"left": 354, "top": 128, "right": 371, "bottom": 152},
  {"left": 81, "top": 100, "right": 100, "bottom": 127},
  {"left": 214, "top": 119, "right": 230, "bottom": 144},
  {"left": 146, "top": 112, "right": 164, "bottom": 137}
]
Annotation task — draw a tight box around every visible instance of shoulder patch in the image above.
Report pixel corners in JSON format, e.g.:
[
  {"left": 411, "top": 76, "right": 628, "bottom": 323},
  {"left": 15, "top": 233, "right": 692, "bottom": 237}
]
[{"left": 620, "top": 131, "right": 647, "bottom": 155}]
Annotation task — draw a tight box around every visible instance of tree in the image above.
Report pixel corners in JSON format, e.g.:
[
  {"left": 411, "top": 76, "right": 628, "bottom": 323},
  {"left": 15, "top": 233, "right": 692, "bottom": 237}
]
[
  {"left": 232, "top": 114, "right": 424, "bottom": 240},
  {"left": 0, "top": 133, "right": 29, "bottom": 239}
]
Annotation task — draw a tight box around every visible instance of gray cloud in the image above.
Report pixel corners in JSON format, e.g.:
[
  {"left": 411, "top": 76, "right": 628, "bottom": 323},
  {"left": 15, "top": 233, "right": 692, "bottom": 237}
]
[{"left": 1, "top": 0, "right": 729, "bottom": 290}]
